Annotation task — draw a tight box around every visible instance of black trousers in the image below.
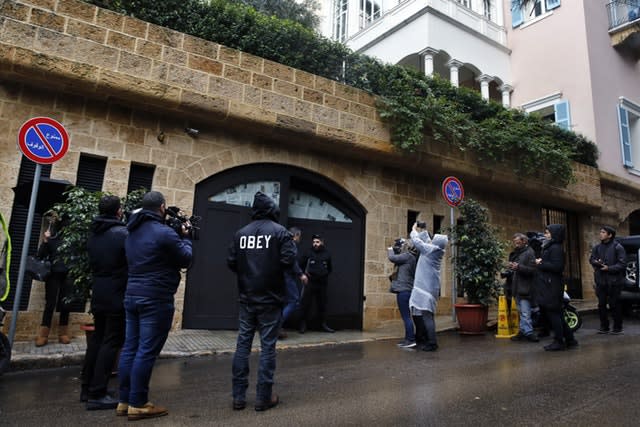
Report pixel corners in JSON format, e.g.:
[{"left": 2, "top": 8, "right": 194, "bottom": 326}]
[
  {"left": 546, "top": 307, "right": 574, "bottom": 344},
  {"left": 41, "top": 271, "right": 70, "bottom": 327},
  {"left": 596, "top": 283, "right": 623, "bottom": 331},
  {"left": 81, "top": 311, "right": 126, "bottom": 399},
  {"left": 300, "top": 284, "right": 328, "bottom": 326}
]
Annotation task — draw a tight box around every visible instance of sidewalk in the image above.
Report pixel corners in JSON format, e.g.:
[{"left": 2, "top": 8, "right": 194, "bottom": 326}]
[
  {"left": 8, "top": 315, "right": 459, "bottom": 371},
  {"left": 8, "top": 298, "right": 596, "bottom": 371}
]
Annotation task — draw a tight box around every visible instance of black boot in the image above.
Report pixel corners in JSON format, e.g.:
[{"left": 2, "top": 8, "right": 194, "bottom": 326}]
[
  {"left": 321, "top": 323, "right": 335, "bottom": 333},
  {"left": 298, "top": 320, "right": 306, "bottom": 334}
]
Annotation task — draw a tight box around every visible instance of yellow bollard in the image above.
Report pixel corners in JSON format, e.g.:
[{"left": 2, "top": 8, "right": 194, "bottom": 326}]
[
  {"left": 509, "top": 297, "right": 520, "bottom": 335},
  {"left": 495, "top": 295, "right": 515, "bottom": 338}
]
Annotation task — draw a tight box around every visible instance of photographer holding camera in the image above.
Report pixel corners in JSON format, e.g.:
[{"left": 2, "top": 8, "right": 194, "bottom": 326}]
[{"left": 117, "top": 191, "right": 193, "bottom": 421}]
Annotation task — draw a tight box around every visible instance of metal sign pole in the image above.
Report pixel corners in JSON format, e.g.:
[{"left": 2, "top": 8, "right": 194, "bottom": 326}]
[
  {"left": 8, "top": 163, "right": 41, "bottom": 346},
  {"left": 451, "top": 205, "right": 456, "bottom": 322}
]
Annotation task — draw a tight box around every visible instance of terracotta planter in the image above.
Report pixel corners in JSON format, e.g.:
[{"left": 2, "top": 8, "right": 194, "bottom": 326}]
[{"left": 454, "top": 303, "right": 488, "bottom": 335}]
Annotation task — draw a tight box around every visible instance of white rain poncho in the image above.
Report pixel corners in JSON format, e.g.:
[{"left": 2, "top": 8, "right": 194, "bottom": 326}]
[{"left": 409, "top": 231, "right": 448, "bottom": 314}]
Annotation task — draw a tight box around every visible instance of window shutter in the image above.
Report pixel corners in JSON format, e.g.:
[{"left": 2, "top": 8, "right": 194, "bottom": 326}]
[
  {"left": 546, "top": 0, "right": 561, "bottom": 11},
  {"left": 76, "top": 154, "right": 106, "bottom": 192},
  {"left": 511, "top": 0, "right": 524, "bottom": 27},
  {"left": 618, "top": 105, "right": 633, "bottom": 168},
  {"left": 554, "top": 100, "right": 571, "bottom": 130},
  {"left": 127, "top": 163, "right": 155, "bottom": 194}
]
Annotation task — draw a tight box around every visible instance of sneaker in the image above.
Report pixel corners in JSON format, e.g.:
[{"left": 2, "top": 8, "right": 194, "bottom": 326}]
[
  {"left": 421, "top": 344, "right": 438, "bottom": 352},
  {"left": 566, "top": 339, "right": 579, "bottom": 349},
  {"left": 397, "top": 340, "right": 416, "bottom": 348},
  {"left": 116, "top": 402, "right": 128, "bottom": 416},
  {"left": 597, "top": 328, "right": 610, "bottom": 334},
  {"left": 525, "top": 334, "right": 540, "bottom": 343},
  {"left": 610, "top": 329, "right": 623, "bottom": 335},
  {"left": 510, "top": 333, "right": 525, "bottom": 342},
  {"left": 127, "top": 402, "right": 168, "bottom": 421},
  {"left": 87, "top": 394, "right": 119, "bottom": 411},
  {"left": 544, "top": 341, "right": 566, "bottom": 351},
  {"left": 233, "top": 399, "right": 246, "bottom": 410},
  {"left": 255, "top": 393, "right": 279, "bottom": 412}
]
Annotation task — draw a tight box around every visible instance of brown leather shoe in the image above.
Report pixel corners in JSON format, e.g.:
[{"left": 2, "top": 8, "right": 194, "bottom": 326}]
[
  {"left": 127, "top": 402, "right": 168, "bottom": 421},
  {"left": 255, "top": 393, "right": 279, "bottom": 412},
  {"left": 116, "top": 402, "right": 128, "bottom": 416}
]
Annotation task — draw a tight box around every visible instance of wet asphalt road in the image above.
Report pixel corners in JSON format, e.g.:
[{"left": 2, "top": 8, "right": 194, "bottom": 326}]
[{"left": 1, "top": 313, "right": 640, "bottom": 426}]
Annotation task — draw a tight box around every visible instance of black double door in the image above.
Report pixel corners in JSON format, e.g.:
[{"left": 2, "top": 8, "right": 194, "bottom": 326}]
[{"left": 183, "top": 164, "right": 365, "bottom": 330}]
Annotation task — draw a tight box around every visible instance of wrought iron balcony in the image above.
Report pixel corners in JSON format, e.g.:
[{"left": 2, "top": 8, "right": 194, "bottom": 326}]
[
  {"left": 607, "top": 0, "right": 640, "bottom": 29},
  {"left": 607, "top": 0, "right": 640, "bottom": 58}
]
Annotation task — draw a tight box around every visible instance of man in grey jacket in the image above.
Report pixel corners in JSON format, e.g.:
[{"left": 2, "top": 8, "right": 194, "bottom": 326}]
[{"left": 507, "top": 233, "right": 538, "bottom": 342}]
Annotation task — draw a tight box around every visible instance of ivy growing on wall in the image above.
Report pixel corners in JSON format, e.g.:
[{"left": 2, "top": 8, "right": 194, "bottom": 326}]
[{"left": 84, "top": 0, "right": 599, "bottom": 186}]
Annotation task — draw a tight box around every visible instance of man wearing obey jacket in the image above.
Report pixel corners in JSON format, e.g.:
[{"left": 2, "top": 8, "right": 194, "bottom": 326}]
[{"left": 227, "top": 191, "right": 297, "bottom": 412}]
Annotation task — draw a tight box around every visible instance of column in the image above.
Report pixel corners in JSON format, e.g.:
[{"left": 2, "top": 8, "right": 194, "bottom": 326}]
[
  {"left": 476, "top": 74, "right": 493, "bottom": 100},
  {"left": 499, "top": 84, "right": 513, "bottom": 108},
  {"left": 421, "top": 48, "right": 439, "bottom": 77},
  {"left": 446, "top": 59, "right": 463, "bottom": 87}
]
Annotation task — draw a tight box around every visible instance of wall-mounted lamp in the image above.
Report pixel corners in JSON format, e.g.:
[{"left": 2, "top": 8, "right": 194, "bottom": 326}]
[
  {"left": 157, "top": 131, "right": 166, "bottom": 143},
  {"left": 185, "top": 127, "right": 199, "bottom": 138}
]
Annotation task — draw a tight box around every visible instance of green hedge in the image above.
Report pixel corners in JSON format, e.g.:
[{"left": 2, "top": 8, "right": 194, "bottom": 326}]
[{"left": 85, "top": 0, "right": 599, "bottom": 186}]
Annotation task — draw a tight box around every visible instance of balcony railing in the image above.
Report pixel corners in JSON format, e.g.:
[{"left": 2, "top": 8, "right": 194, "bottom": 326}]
[{"left": 607, "top": 0, "right": 640, "bottom": 29}]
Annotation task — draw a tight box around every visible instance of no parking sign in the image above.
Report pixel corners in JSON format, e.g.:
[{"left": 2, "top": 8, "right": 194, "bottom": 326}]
[
  {"left": 18, "top": 117, "right": 69, "bottom": 164},
  {"left": 441, "top": 176, "right": 464, "bottom": 207}
]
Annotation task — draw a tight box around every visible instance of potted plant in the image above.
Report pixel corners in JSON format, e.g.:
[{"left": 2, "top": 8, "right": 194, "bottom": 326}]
[{"left": 450, "top": 199, "right": 505, "bottom": 334}]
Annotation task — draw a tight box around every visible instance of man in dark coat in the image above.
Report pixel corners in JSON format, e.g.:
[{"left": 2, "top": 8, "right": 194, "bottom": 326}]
[
  {"left": 507, "top": 233, "right": 538, "bottom": 342},
  {"left": 82, "top": 195, "right": 128, "bottom": 410},
  {"left": 118, "top": 191, "right": 193, "bottom": 421},
  {"left": 228, "top": 191, "right": 297, "bottom": 412},
  {"left": 589, "top": 226, "right": 627, "bottom": 334},
  {"left": 536, "top": 224, "right": 578, "bottom": 351},
  {"left": 299, "top": 234, "right": 334, "bottom": 333}
]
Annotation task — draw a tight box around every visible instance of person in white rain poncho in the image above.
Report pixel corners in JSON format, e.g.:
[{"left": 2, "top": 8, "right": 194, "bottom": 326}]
[{"left": 409, "top": 222, "right": 448, "bottom": 352}]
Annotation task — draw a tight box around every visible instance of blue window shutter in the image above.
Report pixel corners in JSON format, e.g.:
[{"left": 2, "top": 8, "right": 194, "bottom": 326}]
[
  {"left": 554, "top": 100, "right": 571, "bottom": 130},
  {"left": 546, "top": 0, "right": 561, "bottom": 11},
  {"left": 618, "top": 105, "right": 633, "bottom": 168},
  {"left": 511, "top": 0, "right": 524, "bottom": 27}
]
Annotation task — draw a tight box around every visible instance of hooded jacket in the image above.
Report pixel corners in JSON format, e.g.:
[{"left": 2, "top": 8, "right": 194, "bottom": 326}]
[
  {"left": 536, "top": 224, "right": 565, "bottom": 311},
  {"left": 409, "top": 231, "right": 448, "bottom": 313},
  {"left": 87, "top": 215, "right": 128, "bottom": 313},
  {"left": 387, "top": 247, "right": 417, "bottom": 294},
  {"left": 125, "top": 209, "right": 193, "bottom": 301},
  {"left": 227, "top": 192, "right": 296, "bottom": 305}
]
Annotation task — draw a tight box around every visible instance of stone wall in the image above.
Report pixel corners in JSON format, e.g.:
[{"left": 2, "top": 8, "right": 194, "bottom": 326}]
[{"left": 0, "top": 0, "right": 638, "bottom": 339}]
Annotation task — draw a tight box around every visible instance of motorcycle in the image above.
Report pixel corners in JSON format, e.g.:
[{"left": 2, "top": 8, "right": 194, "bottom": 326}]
[
  {"left": 563, "top": 291, "right": 582, "bottom": 332},
  {"left": 531, "top": 291, "right": 582, "bottom": 333}
]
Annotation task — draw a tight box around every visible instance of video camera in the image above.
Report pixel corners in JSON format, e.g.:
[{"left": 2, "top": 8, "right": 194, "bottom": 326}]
[{"left": 165, "top": 206, "right": 201, "bottom": 240}]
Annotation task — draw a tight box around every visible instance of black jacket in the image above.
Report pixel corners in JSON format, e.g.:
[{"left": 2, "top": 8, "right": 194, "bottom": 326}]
[
  {"left": 536, "top": 224, "right": 565, "bottom": 311},
  {"left": 227, "top": 193, "right": 296, "bottom": 305},
  {"left": 303, "top": 246, "right": 332, "bottom": 286},
  {"left": 37, "top": 234, "right": 68, "bottom": 274},
  {"left": 589, "top": 239, "right": 626, "bottom": 287},
  {"left": 87, "top": 215, "right": 128, "bottom": 313}
]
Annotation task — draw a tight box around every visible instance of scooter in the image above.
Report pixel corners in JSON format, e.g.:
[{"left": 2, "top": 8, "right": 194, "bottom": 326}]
[
  {"left": 531, "top": 291, "right": 582, "bottom": 333},
  {"left": 563, "top": 291, "right": 582, "bottom": 332}
]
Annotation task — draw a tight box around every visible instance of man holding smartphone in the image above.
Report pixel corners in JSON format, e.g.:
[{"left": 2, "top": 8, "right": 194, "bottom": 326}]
[{"left": 589, "top": 226, "right": 626, "bottom": 335}]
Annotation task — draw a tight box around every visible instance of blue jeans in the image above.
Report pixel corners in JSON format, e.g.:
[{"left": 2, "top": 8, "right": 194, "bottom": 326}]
[
  {"left": 232, "top": 303, "right": 281, "bottom": 403},
  {"left": 281, "top": 271, "right": 300, "bottom": 324},
  {"left": 516, "top": 297, "right": 533, "bottom": 336},
  {"left": 118, "top": 296, "right": 174, "bottom": 407},
  {"left": 396, "top": 291, "right": 415, "bottom": 342}
]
